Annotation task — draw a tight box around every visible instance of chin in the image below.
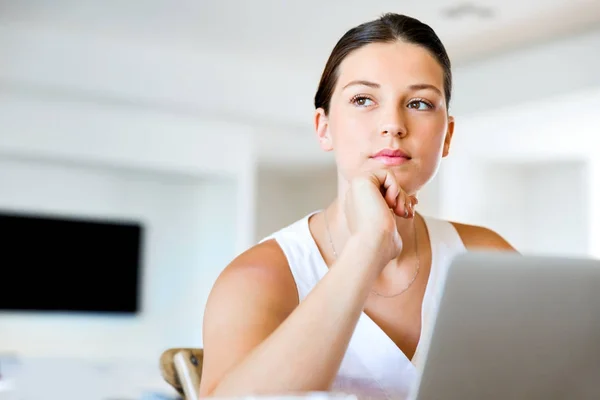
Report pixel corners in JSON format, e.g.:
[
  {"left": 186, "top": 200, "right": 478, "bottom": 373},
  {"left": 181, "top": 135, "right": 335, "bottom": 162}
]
[{"left": 388, "top": 165, "right": 426, "bottom": 192}]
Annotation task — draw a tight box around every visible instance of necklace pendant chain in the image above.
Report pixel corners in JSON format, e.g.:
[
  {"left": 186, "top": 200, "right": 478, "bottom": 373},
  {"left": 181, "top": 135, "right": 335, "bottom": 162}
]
[{"left": 323, "top": 208, "right": 420, "bottom": 298}]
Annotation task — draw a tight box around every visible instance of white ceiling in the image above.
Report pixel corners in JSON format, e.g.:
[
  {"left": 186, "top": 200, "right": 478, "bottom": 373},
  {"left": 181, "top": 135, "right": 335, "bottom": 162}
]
[{"left": 2, "top": 0, "right": 600, "bottom": 67}]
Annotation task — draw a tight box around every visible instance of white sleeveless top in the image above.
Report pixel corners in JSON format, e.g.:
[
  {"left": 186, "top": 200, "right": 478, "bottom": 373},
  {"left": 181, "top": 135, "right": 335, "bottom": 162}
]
[{"left": 261, "top": 211, "right": 467, "bottom": 400}]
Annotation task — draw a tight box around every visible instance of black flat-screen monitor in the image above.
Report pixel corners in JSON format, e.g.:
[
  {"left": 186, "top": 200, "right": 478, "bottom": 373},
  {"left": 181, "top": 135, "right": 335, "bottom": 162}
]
[{"left": 0, "top": 210, "right": 144, "bottom": 314}]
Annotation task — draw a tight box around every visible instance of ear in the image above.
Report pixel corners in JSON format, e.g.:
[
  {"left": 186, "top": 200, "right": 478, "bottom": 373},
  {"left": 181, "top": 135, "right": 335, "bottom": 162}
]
[
  {"left": 315, "top": 108, "right": 333, "bottom": 152},
  {"left": 442, "top": 115, "right": 455, "bottom": 158}
]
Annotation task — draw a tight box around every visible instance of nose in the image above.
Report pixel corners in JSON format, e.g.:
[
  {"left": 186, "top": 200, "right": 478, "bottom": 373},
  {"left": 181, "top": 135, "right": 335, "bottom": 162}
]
[{"left": 379, "top": 109, "right": 407, "bottom": 137}]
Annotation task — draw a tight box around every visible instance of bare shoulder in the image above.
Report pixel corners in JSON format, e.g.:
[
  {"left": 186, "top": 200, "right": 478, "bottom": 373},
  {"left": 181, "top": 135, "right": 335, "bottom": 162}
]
[
  {"left": 450, "top": 221, "right": 518, "bottom": 252},
  {"left": 200, "top": 239, "right": 299, "bottom": 395},
  {"left": 209, "top": 239, "right": 299, "bottom": 306},
  {"left": 203, "top": 238, "right": 299, "bottom": 331}
]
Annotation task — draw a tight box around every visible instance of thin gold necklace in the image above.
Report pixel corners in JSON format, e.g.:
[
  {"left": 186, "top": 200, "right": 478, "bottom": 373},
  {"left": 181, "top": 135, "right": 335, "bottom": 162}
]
[{"left": 323, "top": 208, "right": 420, "bottom": 298}]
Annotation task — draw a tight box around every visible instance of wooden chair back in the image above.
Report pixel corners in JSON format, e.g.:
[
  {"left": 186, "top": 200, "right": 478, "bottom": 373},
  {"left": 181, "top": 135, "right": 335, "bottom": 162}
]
[{"left": 159, "top": 348, "right": 204, "bottom": 400}]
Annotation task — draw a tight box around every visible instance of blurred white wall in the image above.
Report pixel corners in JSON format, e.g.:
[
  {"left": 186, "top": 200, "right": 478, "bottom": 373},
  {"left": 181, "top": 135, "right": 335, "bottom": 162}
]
[
  {"left": 438, "top": 159, "right": 589, "bottom": 256},
  {"left": 255, "top": 167, "right": 337, "bottom": 241}
]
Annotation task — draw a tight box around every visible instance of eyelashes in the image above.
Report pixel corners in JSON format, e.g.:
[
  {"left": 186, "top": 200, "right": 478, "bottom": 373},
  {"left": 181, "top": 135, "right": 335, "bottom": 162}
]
[
  {"left": 350, "top": 94, "right": 375, "bottom": 107},
  {"left": 349, "top": 95, "right": 435, "bottom": 110},
  {"left": 407, "top": 98, "right": 434, "bottom": 110}
]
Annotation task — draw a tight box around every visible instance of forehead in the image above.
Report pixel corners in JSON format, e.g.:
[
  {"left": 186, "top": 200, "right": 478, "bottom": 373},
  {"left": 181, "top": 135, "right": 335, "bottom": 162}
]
[{"left": 336, "top": 41, "right": 444, "bottom": 90}]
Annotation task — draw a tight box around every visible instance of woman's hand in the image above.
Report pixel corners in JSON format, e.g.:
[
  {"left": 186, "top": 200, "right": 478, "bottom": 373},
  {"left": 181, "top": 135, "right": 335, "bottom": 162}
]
[{"left": 344, "top": 169, "right": 417, "bottom": 267}]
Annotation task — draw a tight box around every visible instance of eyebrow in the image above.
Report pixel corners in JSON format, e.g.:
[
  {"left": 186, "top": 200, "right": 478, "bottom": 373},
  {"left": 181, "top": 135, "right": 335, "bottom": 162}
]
[
  {"left": 408, "top": 83, "right": 443, "bottom": 96},
  {"left": 342, "top": 80, "right": 380, "bottom": 90},
  {"left": 342, "top": 80, "right": 443, "bottom": 96}
]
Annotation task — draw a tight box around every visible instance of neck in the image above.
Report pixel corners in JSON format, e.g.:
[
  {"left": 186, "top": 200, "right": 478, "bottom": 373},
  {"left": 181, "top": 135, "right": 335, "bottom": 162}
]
[
  {"left": 324, "top": 195, "right": 419, "bottom": 266},
  {"left": 322, "top": 176, "right": 422, "bottom": 293},
  {"left": 332, "top": 174, "right": 420, "bottom": 248}
]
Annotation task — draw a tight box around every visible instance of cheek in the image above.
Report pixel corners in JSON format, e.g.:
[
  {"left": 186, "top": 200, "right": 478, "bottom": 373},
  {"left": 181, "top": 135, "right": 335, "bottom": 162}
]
[
  {"left": 331, "top": 112, "right": 373, "bottom": 152},
  {"left": 412, "top": 117, "right": 447, "bottom": 150},
  {"left": 329, "top": 122, "right": 375, "bottom": 177},
  {"left": 409, "top": 123, "right": 447, "bottom": 177}
]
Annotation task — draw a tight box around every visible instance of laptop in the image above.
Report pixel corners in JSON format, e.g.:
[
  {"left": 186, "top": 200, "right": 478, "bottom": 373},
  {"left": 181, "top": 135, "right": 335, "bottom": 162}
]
[{"left": 410, "top": 251, "right": 600, "bottom": 400}]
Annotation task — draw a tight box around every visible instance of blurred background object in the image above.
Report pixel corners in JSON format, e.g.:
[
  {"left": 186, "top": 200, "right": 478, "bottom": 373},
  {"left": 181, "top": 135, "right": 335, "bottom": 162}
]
[{"left": 1, "top": 1, "right": 599, "bottom": 398}]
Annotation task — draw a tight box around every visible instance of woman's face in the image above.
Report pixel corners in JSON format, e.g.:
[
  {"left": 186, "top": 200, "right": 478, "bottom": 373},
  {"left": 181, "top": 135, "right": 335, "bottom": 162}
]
[{"left": 315, "top": 40, "right": 454, "bottom": 195}]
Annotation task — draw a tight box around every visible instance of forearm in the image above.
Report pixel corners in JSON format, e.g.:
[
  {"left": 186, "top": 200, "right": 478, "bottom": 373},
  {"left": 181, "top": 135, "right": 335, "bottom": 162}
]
[{"left": 208, "top": 235, "right": 384, "bottom": 397}]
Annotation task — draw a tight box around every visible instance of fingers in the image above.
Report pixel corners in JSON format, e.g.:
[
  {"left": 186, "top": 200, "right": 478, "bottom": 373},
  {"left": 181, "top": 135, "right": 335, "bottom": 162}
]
[
  {"left": 392, "top": 192, "right": 417, "bottom": 219},
  {"left": 369, "top": 170, "right": 418, "bottom": 219},
  {"left": 406, "top": 196, "right": 419, "bottom": 218},
  {"left": 370, "top": 169, "right": 399, "bottom": 208},
  {"left": 383, "top": 174, "right": 401, "bottom": 209}
]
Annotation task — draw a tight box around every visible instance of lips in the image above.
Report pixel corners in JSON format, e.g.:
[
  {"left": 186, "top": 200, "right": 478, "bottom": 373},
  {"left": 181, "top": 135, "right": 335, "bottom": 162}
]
[
  {"left": 371, "top": 148, "right": 411, "bottom": 166},
  {"left": 372, "top": 149, "right": 411, "bottom": 158}
]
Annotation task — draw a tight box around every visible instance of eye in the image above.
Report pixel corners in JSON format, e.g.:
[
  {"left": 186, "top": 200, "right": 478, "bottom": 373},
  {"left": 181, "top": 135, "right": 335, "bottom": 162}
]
[
  {"left": 407, "top": 99, "right": 434, "bottom": 110},
  {"left": 350, "top": 95, "right": 375, "bottom": 107}
]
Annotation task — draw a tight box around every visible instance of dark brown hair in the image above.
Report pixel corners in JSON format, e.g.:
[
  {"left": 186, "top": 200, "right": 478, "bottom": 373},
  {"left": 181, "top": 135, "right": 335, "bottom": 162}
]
[{"left": 314, "top": 13, "right": 452, "bottom": 114}]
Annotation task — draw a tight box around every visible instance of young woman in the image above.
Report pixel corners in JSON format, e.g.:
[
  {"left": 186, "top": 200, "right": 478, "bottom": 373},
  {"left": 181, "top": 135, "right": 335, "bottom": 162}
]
[{"left": 199, "top": 13, "right": 516, "bottom": 399}]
